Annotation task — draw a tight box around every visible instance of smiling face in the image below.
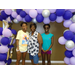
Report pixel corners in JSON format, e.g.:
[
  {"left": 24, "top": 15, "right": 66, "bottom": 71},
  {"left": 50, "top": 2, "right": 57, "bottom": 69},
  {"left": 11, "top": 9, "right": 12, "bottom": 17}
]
[
  {"left": 30, "top": 25, "right": 36, "bottom": 32},
  {"left": 30, "top": 23, "right": 37, "bottom": 33}
]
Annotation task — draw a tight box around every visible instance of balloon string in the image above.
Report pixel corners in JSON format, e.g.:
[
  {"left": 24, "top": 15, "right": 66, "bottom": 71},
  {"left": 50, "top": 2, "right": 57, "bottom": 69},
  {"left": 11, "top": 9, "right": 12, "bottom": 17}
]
[
  {"left": 2, "top": 20, "right": 15, "bottom": 65},
  {"left": 10, "top": 48, "right": 14, "bottom": 58},
  {"left": 3, "top": 20, "right": 9, "bottom": 29},
  {"left": 8, "top": 35, "right": 15, "bottom": 59},
  {"left": 10, "top": 34, "right": 15, "bottom": 45}
]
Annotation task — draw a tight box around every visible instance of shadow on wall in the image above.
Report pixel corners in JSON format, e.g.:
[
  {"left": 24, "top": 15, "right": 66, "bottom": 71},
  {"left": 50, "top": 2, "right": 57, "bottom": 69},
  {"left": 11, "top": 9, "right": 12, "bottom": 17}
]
[{"left": 11, "top": 21, "right": 67, "bottom": 61}]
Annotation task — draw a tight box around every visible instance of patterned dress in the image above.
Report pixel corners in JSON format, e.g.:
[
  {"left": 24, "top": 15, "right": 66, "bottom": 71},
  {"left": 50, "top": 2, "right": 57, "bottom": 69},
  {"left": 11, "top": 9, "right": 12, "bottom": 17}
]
[{"left": 27, "top": 31, "right": 39, "bottom": 56}]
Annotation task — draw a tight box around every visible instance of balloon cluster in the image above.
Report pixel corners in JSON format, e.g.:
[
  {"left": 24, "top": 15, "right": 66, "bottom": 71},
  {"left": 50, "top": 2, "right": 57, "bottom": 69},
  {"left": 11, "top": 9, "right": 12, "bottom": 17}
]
[
  {"left": 58, "top": 13, "right": 75, "bottom": 65},
  {"left": 0, "top": 9, "right": 75, "bottom": 65},
  {"left": 0, "top": 9, "right": 75, "bottom": 24},
  {"left": 0, "top": 21, "right": 17, "bottom": 65}
]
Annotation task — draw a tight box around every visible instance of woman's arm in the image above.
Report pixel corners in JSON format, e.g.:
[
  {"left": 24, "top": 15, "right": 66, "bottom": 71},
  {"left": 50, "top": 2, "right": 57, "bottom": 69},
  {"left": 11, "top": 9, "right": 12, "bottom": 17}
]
[
  {"left": 37, "top": 33, "right": 43, "bottom": 57},
  {"left": 37, "top": 33, "right": 43, "bottom": 53}
]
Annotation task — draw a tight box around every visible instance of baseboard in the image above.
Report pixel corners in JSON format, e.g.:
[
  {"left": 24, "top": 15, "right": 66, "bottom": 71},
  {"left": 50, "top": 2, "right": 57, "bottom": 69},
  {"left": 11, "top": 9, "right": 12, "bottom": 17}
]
[{"left": 12, "top": 59, "right": 64, "bottom": 63}]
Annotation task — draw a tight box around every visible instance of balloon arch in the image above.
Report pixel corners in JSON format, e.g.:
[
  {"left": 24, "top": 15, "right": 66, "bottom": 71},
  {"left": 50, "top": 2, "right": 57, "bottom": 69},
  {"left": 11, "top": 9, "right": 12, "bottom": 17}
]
[{"left": 0, "top": 9, "right": 75, "bottom": 65}]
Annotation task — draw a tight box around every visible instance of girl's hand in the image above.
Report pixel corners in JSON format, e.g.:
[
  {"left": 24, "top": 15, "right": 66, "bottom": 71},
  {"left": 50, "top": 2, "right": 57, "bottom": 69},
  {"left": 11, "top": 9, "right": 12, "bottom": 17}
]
[
  {"left": 42, "top": 49, "right": 45, "bottom": 52},
  {"left": 42, "top": 48, "right": 50, "bottom": 53},
  {"left": 45, "top": 49, "right": 50, "bottom": 52}
]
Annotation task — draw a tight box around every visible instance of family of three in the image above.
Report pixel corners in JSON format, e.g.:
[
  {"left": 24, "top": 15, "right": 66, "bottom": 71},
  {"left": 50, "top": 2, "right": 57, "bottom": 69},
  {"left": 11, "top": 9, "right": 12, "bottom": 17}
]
[{"left": 16, "top": 22, "right": 54, "bottom": 65}]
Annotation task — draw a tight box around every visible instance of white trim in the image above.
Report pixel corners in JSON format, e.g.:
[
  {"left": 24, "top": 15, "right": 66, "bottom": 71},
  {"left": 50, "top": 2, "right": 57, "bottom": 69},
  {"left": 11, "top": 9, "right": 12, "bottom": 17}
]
[{"left": 12, "top": 59, "right": 64, "bottom": 63}]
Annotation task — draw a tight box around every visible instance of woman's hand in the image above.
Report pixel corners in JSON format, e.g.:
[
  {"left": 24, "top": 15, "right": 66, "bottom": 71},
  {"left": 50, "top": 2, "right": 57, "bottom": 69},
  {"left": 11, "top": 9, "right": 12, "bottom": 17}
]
[{"left": 38, "top": 53, "right": 41, "bottom": 57}]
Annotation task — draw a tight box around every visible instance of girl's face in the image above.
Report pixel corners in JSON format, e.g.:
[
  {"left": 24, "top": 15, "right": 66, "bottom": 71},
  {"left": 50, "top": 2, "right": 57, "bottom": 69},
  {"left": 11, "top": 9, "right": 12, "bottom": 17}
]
[
  {"left": 22, "top": 24, "right": 27, "bottom": 31},
  {"left": 30, "top": 25, "right": 36, "bottom": 32},
  {"left": 44, "top": 25, "right": 50, "bottom": 33}
]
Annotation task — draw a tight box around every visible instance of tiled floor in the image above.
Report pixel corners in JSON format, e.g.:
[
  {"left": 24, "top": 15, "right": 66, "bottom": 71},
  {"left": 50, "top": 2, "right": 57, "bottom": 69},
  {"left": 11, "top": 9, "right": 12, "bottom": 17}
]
[{"left": 10, "top": 62, "right": 66, "bottom": 65}]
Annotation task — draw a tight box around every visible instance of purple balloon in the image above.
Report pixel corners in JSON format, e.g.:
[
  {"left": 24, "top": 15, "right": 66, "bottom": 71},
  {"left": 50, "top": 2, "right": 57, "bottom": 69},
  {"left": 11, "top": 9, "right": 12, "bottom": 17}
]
[
  {"left": 0, "top": 45, "right": 8, "bottom": 53},
  {"left": 64, "top": 57, "right": 70, "bottom": 65},
  {"left": 24, "top": 9, "right": 31, "bottom": 14},
  {"left": 11, "top": 11, "right": 18, "bottom": 18},
  {"left": 16, "top": 15, "right": 23, "bottom": 21},
  {"left": 56, "top": 16, "right": 63, "bottom": 23},
  {"left": 4, "top": 9, "right": 12, "bottom": 15},
  {"left": 49, "top": 9, "right": 56, "bottom": 13},
  {"left": 70, "top": 57, "right": 75, "bottom": 65},
  {"left": 0, "top": 61, "right": 5, "bottom": 65},
  {"left": 2, "top": 29, "right": 12, "bottom": 37},
  {"left": 69, "top": 23, "right": 75, "bottom": 32},
  {"left": 68, "top": 64, "right": 72, "bottom": 65},
  {"left": 63, "top": 20, "right": 72, "bottom": 28},
  {"left": 43, "top": 17, "right": 50, "bottom": 24},
  {"left": 29, "top": 9, "right": 38, "bottom": 18},
  {"left": 69, "top": 9, "right": 75, "bottom": 12},
  {"left": 37, "top": 9, "right": 43, "bottom": 14},
  {"left": 58, "top": 36, "right": 67, "bottom": 45},
  {"left": 22, "top": 18, "right": 26, "bottom": 22},
  {"left": 72, "top": 49, "right": 75, "bottom": 56},
  {"left": 65, "top": 9, "right": 69, "bottom": 11}
]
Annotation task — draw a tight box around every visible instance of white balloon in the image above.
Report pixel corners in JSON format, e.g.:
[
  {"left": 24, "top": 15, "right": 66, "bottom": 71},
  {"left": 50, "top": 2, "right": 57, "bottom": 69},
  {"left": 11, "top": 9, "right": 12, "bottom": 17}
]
[
  {"left": 72, "top": 15, "right": 75, "bottom": 23},
  {"left": 65, "top": 40, "right": 75, "bottom": 49},
  {"left": 13, "top": 19, "right": 19, "bottom": 23},
  {"left": 63, "top": 29, "right": 69, "bottom": 33},
  {"left": 42, "top": 9, "right": 50, "bottom": 18},
  {"left": 32, "top": 18, "right": 37, "bottom": 23}
]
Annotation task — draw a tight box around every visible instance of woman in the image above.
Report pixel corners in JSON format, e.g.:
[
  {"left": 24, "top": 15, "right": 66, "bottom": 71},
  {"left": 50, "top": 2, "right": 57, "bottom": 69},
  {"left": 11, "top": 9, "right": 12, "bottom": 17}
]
[
  {"left": 27, "top": 23, "right": 43, "bottom": 65},
  {"left": 16, "top": 22, "right": 29, "bottom": 65},
  {"left": 41, "top": 24, "right": 54, "bottom": 65}
]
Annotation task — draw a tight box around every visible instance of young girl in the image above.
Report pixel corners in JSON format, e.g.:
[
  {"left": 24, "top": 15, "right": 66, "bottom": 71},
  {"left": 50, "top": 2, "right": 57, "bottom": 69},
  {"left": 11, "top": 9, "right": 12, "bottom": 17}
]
[
  {"left": 16, "top": 22, "right": 29, "bottom": 65},
  {"left": 41, "top": 24, "right": 54, "bottom": 65}
]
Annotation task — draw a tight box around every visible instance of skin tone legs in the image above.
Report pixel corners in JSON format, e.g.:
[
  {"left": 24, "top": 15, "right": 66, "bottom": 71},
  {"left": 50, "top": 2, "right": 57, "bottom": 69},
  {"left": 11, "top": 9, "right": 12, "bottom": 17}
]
[
  {"left": 42, "top": 53, "right": 51, "bottom": 65},
  {"left": 16, "top": 51, "right": 27, "bottom": 65}
]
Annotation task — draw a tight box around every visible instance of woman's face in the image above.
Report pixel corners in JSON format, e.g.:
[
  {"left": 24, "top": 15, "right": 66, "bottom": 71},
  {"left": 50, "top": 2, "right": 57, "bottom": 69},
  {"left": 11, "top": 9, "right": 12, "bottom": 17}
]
[
  {"left": 30, "top": 25, "right": 36, "bottom": 32},
  {"left": 22, "top": 23, "right": 27, "bottom": 31},
  {"left": 44, "top": 25, "right": 50, "bottom": 33}
]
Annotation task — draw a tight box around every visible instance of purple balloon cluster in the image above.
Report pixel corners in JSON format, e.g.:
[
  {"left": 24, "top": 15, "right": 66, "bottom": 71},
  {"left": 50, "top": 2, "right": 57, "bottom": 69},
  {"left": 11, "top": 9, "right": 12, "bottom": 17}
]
[
  {"left": 0, "top": 9, "right": 75, "bottom": 24},
  {"left": 0, "top": 9, "right": 75, "bottom": 65},
  {"left": 58, "top": 15, "right": 75, "bottom": 65},
  {"left": 0, "top": 27, "right": 16, "bottom": 65}
]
